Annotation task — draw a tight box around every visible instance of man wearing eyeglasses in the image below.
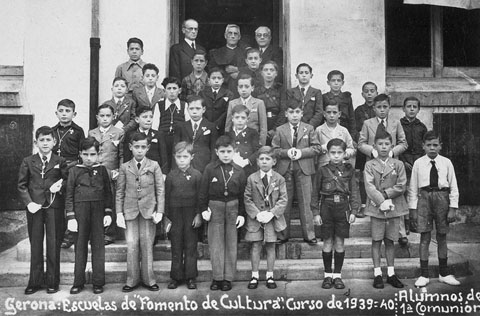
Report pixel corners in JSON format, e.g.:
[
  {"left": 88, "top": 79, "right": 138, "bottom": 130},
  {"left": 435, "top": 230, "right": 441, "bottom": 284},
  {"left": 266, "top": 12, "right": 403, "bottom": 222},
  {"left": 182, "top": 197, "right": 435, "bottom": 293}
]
[
  {"left": 254, "top": 26, "right": 283, "bottom": 82},
  {"left": 169, "top": 19, "right": 205, "bottom": 81}
]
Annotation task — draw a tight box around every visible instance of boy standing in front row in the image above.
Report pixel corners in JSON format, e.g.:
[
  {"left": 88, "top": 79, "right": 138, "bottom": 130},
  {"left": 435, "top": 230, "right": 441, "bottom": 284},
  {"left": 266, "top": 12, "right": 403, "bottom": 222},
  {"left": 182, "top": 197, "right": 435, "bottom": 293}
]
[
  {"left": 364, "top": 130, "right": 408, "bottom": 289},
  {"left": 199, "top": 136, "right": 247, "bottom": 292},
  {"left": 311, "top": 138, "right": 360, "bottom": 290},
  {"left": 244, "top": 146, "right": 287, "bottom": 290},
  {"left": 272, "top": 100, "right": 320, "bottom": 244},
  {"left": 18, "top": 126, "right": 68, "bottom": 295},
  {"left": 408, "top": 131, "right": 460, "bottom": 287}
]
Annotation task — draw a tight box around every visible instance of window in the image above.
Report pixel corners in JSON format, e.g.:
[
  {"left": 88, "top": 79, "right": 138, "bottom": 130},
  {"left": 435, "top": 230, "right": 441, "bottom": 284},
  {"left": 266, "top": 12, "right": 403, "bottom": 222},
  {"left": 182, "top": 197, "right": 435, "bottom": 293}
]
[{"left": 386, "top": 0, "right": 480, "bottom": 77}]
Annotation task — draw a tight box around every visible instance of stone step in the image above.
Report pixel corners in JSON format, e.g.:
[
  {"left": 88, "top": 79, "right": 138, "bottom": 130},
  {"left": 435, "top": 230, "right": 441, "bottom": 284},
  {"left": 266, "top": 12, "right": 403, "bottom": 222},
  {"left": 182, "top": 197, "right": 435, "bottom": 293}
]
[
  {"left": 16, "top": 234, "right": 424, "bottom": 263},
  {"left": 289, "top": 217, "right": 372, "bottom": 238}
]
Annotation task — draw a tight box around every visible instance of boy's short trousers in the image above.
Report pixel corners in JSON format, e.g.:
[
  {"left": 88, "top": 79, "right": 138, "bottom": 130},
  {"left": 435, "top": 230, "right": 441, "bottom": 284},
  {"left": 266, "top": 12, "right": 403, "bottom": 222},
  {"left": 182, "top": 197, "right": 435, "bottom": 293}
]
[
  {"left": 320, "top": 197, "right": 350, "bottom": 239},
  {"left": 245, "top": 221, "right": 277, "bottom": 243},
  {"left": 370, "top": 216, "right": 400, "bottom": 241},
  {"left": 417, "top": 189, "right": 450, "bottom": 234}
]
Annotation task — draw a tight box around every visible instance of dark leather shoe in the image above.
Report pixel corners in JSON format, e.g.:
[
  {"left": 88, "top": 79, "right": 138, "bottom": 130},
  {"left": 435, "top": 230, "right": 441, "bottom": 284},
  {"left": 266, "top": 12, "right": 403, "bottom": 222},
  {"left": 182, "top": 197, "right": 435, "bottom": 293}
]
[
  {"left": 122, "top": 284, "right": 138, "bottom": 292},
  {"left": 266, "top": 277, "right": 277, "bottom": 289},
  {"left": 333, "top": 278, "right": 345, "bottom": 289},
  {"left": 398, "top": 237, "right": 409, "bottom": 247},
  {"left": 322, "top": 277, "right": 333, "bottom": 289},
  {"left": 167, "top": 280, "right": 179, "bottom": 289},
  {"left": 70, "top": 285, "right": 84, "bottom": 294},
  {"left": 210, "top": 280, "right": 221, "bottom": 291},
  {"left": 247, "top": 277, "right": 259, "bottom": 289},
  {"left": 221, "top": 280, "right": 232, "bottom": 291},
  {"left": 276, "top": 238, "right": 288, "bottom": 244},
  {"left": 25, "top": 286, "right": 40, "bottom": 295},
  {"left": 387, "top": 274, "right": 404, "bottom": 288},
  {"left": 356, "top": 206, "right": 366, "bottom": 218},
  {"left": 373, "top": 275, "right": 384, "bottom": 289},
  {"left": 47, "top": 287, "right": 59, "bottom": 294},
  {"left": 143, "top": 283, "right": 159, "bottom": 291},
  {"left": 93, "top": 286, "right": 103, "bottom": 294},
  {"left": 186, "top": 279, "right": 197, "bottom": 290},
  {"left": 304, "top": 238, "right": 318, "bottom": 245}
]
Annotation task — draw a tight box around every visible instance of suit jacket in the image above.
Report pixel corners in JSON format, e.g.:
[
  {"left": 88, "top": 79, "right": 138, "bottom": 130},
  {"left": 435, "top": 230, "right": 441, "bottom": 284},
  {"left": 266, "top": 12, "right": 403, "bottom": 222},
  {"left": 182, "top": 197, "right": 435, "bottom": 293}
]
[
  {"left": 102, "top": 96, "right": 137, "bottom": 132},
  {"left": 364, "top": 158, "right": 408, "bottom": 218},
  {"left": 286, "top": 86, "right": 324, "bottom": 128},
  {"left": 132, "top": 86, "right": 165, "bottom": 110},
  {"left": 227, "top": 127, "right": 260, "bottom": 176},
  {"left": 116, "top": 158, "right": 165, "bottom": 221},
  {"left": 225, "top": 97, "right": 267, "bottom": 146},
  {"left": 123, "top": 128, "right": 168, "bottom": 173},
  {"left": 244, "top": 170, "right": 287, "bottom": 233},
  {"left": 358, "top": 117, "right": 408, "bottom": 159},
  {"left": 272, "top": 122, "right": 321, "bottom": 176},
  {"left": 169, "top": 40, "right": 206, "bottom": 81},
  {"left": 200, "top": 87, "right": 234, "bottom": 132},
  {"left": 174, "top": 119, "right": 218, "bottom": 173},
  {"left": 18, "top": 153, "right": 68, "bottom": 209},
  {"left": 88, "top": 126, "right": 124, "bottom": 173}
]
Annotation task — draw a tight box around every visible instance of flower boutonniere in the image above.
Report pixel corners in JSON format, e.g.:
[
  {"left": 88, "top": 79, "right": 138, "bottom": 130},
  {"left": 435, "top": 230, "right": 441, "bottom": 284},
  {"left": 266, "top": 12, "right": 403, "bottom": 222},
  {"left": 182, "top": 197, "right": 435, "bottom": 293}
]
[
  {"left": 93, "top": 170, "right": 98, "bottom": 176},
  {"left": 242, "top": 131, "right": 247, "bottom": 138},
  {"left": 202, "top": 126, "right": 207, "bottom": 131},
  {"left": 303, "top": 127, "right": 308, "bottom": 134},
  {"left": 185, "top": 174, "right": 191, "bottom": 181},
  {"left": 229, "top": 169, "right": 234, "bottom": 177},
  {"left": 112, "top": 140, "right": 120, "bottom": 147},
  {"left": 69, "top": 129, "right": 74, "bottom": 135}
]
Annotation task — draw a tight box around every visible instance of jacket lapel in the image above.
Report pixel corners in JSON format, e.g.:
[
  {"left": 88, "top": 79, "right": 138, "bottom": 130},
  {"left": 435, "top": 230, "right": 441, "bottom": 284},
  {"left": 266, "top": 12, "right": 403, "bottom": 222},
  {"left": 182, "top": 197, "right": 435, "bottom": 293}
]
[
  {"left": 267, "top": 173, "right": 279, "bottom": 196},
  {"left": 253, "top": 174, "right": 265, "bottom": 197},
  {"left": 127, "top": 160, "right": 138, "bottom": 176},
  {"left": 283, "top": 124, "right": 293, "bottom": 147},
  {"left": 303, "top": 87, "right": 314, "bottom": 104},
  {"left": 138, "top": 87, "right": 150, "bottom": 106},
  {"left": 115, "top": 99, "right": 129, "bottom": 118},
  {"left": 296, "top": 122, "right": 306, "bottom": 141}
]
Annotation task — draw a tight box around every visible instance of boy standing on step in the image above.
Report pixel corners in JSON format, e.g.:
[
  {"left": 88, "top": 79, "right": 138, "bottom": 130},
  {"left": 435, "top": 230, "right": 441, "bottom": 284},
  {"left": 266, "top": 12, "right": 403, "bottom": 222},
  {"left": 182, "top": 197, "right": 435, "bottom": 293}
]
[{"left": 408, "top": 131, "right": 460, "bottom": 287}]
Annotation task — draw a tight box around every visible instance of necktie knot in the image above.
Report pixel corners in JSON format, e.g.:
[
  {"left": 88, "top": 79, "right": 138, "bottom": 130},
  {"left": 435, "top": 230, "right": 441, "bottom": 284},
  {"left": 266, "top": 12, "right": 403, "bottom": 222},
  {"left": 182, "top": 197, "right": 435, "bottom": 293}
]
[
  {"left": 117, "top": 100, "right": 122, "bottom": 106},
  {"left": 431, "top": 160, "right": 436, "bottom": 165},
  {"left": 301, "top": 87, "right": 305, "bottom": 96},
  {"left": 42, "top": 155, "right": 47, "bottom": 162},
  {"left": 213, "top": 91, "right": 217, "bottom": 99},
  {"left": 191, "top": 42, "right": 195, "bottom": 50},
  {"left": 137, "top": 162, "right": 141, "bottom": 170}
]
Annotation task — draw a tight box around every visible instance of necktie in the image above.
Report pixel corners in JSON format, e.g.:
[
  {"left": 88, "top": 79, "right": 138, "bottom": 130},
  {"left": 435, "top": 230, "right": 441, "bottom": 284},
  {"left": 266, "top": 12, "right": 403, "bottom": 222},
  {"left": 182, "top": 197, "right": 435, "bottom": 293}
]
[
  {"left": 116, "top": 100, "right": 122, "bottom": 108},
  {"left": 191, "top": 42, "right": 195, "bottom": 51},
  {"left": 41, "top": 155, "right": 48, "bottom": 178},
  {"left": 193, "top": 122, "right": 198, "bottom": 139},
  {"left": 292, "top": 125, "right": 298, "bottom": 147},
  {"left": 213, "top": 91, "right": 217, "bottom": 100},
  {"left": 301, "top": 87, "right": 305, "bottom": 97},
  {"left": 430, "top": 160, "right": 438, "bottom": 188},
  {"left": 377, "top": 119, "right": 386, "bottom": 134},
  {"left": 137, "top": 162, "right": 141, "bottom": 171},
  {"left": 262, "top": 174, "right": 269, "bottom": 188}
]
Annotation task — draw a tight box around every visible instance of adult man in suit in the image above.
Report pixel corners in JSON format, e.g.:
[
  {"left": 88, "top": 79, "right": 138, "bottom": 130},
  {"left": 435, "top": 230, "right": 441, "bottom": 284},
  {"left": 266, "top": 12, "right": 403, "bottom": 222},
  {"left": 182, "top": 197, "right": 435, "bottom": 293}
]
[
  {"left": 254, "top": 26, "right": 283, "bottom": 82},
  {"left": 169, "top": 19, "right": 205, "bottom": 81}
]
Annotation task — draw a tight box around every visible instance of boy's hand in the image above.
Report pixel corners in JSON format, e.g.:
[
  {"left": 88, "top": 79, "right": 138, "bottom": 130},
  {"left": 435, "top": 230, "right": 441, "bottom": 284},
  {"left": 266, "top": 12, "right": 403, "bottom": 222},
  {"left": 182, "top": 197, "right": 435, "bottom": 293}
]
[
  {"left": 409, "top": 208, "right": 418, "bottom": 232},
  {"left": 111, "top": 170, "right": 119, "bottom": 181},
  {"left": 103, "top": 215, "right": 112, "bottom": 227},
  {"left": 153, "top": 212, "right": 163, "bottom": 224},
  {"left": 313, "top": 215, "right": 323, "bottom": 226},
  {"left": 380, "top": 199, "right": 394, "bottom": 211},
  {"left": 27, "top": 202, "right": 42, "bottom": 214},
  {"left": 192, "top": 214, "right": 202, "bottom": 228},
  {"left": 49, "top": 179, "right": 63, "bottom": 193},
  {"left": 447, "top": 207, "right": 457, "bottom": 223},
  {"left": 236, "top": 215, "right": 245, "bottom": 228},
  {"left": 287, "top": 148, "right": 296, "bottom": 159},
  {"left": 202, "top": 208, "right": 212, "bottom": 221},
  {"left": 291, "top": 149, "right": 302, "bottom": 161},
  {"left": 348, "top": 214, "right": 356, "bottom": 224},
  {"left": 67, "top": 219, "right": 78, "bottom": 232},
  {"left": 116, "top": 213, "right": 126, "bottom": 229},
  {"left": 259, "top": 211, "right": 274, "bottom": 223},
  {"left": 345, "top": 148, "right": 355, "bottom": 159},
  {"left": 371, "top": 149, "right": 378, "bottom": 158}
]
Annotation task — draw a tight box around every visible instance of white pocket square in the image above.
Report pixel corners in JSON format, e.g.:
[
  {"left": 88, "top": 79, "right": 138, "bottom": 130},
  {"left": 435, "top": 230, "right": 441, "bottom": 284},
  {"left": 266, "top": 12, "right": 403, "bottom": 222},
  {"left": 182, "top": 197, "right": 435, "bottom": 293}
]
[
  {"left": 251, "top": 108, "right": 257, "bottom": 112},
  {"left": 112, "top": 140, "right": 120, "bottom": 147},
  {"left": 303, "top": 135, "right": 309, "bottom": 139},
  {"left": 203, "top": 130, "right": 211, "bottom": 135},
  {"left": 152, "top": 138, "right": 158, "bottom": 143},
  {"left": 223, "top": 97, "right": 229, "bottom": 102},
  {"left": 54, "top": 164, "right": 60, "bottom": 169},
  {"left": 212, "top": 177, "right": 218, "bottom": 182},
  {"left": 310, "top": 97, "right": 315, "bottom": 101}
]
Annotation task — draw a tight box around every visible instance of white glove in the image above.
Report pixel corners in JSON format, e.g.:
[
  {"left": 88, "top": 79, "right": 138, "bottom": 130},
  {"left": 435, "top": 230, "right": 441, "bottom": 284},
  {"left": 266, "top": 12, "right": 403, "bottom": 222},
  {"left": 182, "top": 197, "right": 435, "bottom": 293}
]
[
  {"left": 262, "top": 212, "right": 274, "bottom": 223},
  {"left": 116, "top": 213, "right": 126, "bottom": 229},
  {"left": 345, "top": 148, "right": 355, "bottom": 159},
  {"left": 287, "top": 148, "right": 296, "bottom": 159},
  {"left": 68, "top": 219, "right": 78, "bottom": 232},
  {"left": 153, "top": 212, "right": 163, "bottom": 224},
  {"left": 49, "top": 179, "right": 63, "bottom": 193},
  {"left": 233, "top": 153, "right": 249, "bottom": 168},
  {"left": 380, "top": 199, "right": 395, "bottom": 211},
  {"left": 388, "top": 150, "right": 394, "bottom": 158},
  {"left": 371, "top": 149, "right": 379, "bottom": 158},
  {"left": 256, "top": 211, "right": 266, "bottom": 223},
  {"left": 27, "top": 202, "right": 42, "bottom": 214},
  {"left": 293, "top": 148, "right": 302, "bottom": 160},
  {"left": 111, "top": 170, "right": 119, "bottom": 181},
  {"left": 202, "top": 208, "right": 212, "bottom": 221},
  {"left": 103, "top": 215, "right": 112, "bottom": 227},
  {"left": 236, "top": 215, "right": 245, "bottom": 228}
]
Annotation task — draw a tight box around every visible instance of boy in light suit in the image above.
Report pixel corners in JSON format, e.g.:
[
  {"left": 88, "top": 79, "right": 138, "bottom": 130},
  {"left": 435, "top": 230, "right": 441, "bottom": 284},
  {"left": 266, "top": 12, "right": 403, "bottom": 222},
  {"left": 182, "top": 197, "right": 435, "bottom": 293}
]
[
  {"left": 364, "top": 130, "right": 408, "bottom": 289},
  {"left": 132, "top": 63, "right": 165, "bottom": 110},
  {"left": 101, "top": 77, "right": 137, "bottom": 132},
  {"left": 116, "top": 132, "right": 165, "bottom": 293},
  {"left": 272, "top": 100, "right": 321, "bottom": 244}
]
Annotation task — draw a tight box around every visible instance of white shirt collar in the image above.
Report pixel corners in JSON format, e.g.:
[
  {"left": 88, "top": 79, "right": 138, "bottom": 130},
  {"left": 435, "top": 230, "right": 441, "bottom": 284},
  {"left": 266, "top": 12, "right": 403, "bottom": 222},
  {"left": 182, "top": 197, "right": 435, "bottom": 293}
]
[
  {"left": 134, "top": 158, "right": 145, "bottom": 168},
  {"left": 138, "top": 127, "right": 150, "bottom": 135},
  {"left": 165, "top": 99, "right": 181, "bottom": 111},
  {"left": 379, "top": 157, "right": 389, "bottom": 165},
  {"left": 234, "top": 126, "right": 247, "bottom": 135},
  {"left": 184, "top": 38, "right": 195, "bottom": 47},
  {"left": 212, "top": 87, "right": 219, "bottom": 94},
  {"left": 39, "top": 152, "right": 52, "bottom": 162},
  {"left": 298, "top": 84, "right": 310, "bottom": 92},
  {"left": 99, "top": 126, "right": 111, "bottom": 134},
  {"left": 260, "top": 170, "right": 273, "bottom": 179},
  {"left": 114, "top": 96, "right": 125, "bottom": 104},
  {"left": 241, "top": 96, "right": 251, "bottom": 105},
  {"left": 289, "top": 122, "right": 300, "bottom": 130},
  {"left": 191, "top": 118, "right": 202, "bottom": 129},
  {"left": 377, "top": 117, "right": 388, "bottom": 125}
]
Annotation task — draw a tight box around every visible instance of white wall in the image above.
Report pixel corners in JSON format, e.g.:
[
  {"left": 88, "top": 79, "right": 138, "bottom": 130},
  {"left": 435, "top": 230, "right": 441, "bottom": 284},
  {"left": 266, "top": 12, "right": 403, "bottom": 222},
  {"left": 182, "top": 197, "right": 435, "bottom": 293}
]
[
  {"left": 286, "top": 0, "right": 386, "bottom": 107},
  {"left": 0, "top": 0, "right": 26, "bottom": 66}
]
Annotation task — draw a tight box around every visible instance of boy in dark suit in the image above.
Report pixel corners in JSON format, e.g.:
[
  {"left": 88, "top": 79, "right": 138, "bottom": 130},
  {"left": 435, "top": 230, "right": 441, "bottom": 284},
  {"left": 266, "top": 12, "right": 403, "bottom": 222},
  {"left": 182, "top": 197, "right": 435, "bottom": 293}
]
[
  {"left": 132, "top": 63, "right": 165, "bottom": 111},
  {"left": 272, "top": 100, "right": 321, "bottom": 244},
  {"left": 200, "top": 68, "right": 234, "bottom": 134},
  {"left": 174, "top": 95, "right": 218, "bottom": 173},
  {"left": 101, "top": 77, "right": 137, "bottom": 132},
  {"left": 286, "top": 63, "right": 324, "bottom": 129},
  {"left": 181, "top": 49, "right": 209, "bottom": 100},
  {"left": 18, "top": 126, "right": 68, "bottom": 295}
]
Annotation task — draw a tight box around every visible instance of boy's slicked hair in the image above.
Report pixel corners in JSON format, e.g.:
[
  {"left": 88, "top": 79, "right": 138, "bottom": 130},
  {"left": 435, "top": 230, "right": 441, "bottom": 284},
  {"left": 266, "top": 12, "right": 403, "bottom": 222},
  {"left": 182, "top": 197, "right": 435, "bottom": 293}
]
[
  {"left": 257, "top": 146, "right": 276, "bottom": 159},
  {"left": 112, "top": 76, "right": 127, "bottom": 86},
  {"left": 57, "top": 99, "right": 76, "bottom": 111},
  {"left": 403, "top": 96, "right": 421, "bottom": 109},
  {"left": 423, "top": 130, "right": 440, "bottom": 143},
  {"left": 296, "top": 63, "right": 312, "bottom": 74},
  {"left": 208, "top": 67, "right": 225, "bottom": 78},
  {"left": 261, "top": 60, "right": 279, "bottom": 72},
  {"left": 374, "top": 129, "right": 393, "bottom": 143},
  {"left": 286, "top": 98, "right": 302, "bottom": 110},
  {"left": 80, "top": 137, "right": 100, "bottom": 152},
  {"left": 362, "top": 81, "right": 378, "bottom": 91},
  {"left": 327, "top": 138, "right": 347, "bottom": 151},
  {"left": 35, "top": 126, "right": 55, "bottom": 139},
  {"left": 373, "top": 93, "right": 390, "bottom": 105},
  {"left": 162, "top": 77, "right": 181, "bottom": 88},
  {"left": 142, "top": 63, "right": 159, "bottom": 75},
  {"left": 127, "top": 37, "right": 143, "bottom": 50},
  {"left": 129, "top": 131, "right": 150, "bottom": 145},
  {"left": 232, "top": 104, "right": 250, "bottom": 116},
  {"left": 97, "top": 103, "right": 114, "bottom": 114},
  {"left": 324, "top": 101, "right": 339, "bottom": 110},
  {"left": 215, "top": 135, "right": 234, "bottom": 149},
  {"left": 192, "top": 48, "right": 207, "bottom": 59},
  {"left": 174, "top": 141, "right": 193, "bottom": 155},
  {"left": 187, "top": 95, "right": 205, "bottom": 106},
  {"left": 136, "top": 105, "right": 153, "bottom": 116},
  {"left": 237, "top": 73, "right": 254, "bottom": 86},
  {"left": 327, "top": 70, "right": 344, "bottom": 81},
  {"left": 246, "top": 47, "right": 261, "bottom": 57}
]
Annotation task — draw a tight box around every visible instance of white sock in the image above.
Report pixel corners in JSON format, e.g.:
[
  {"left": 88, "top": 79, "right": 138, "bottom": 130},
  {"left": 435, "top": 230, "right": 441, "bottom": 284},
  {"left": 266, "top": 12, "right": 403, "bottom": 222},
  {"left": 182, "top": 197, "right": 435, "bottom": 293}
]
[
  {"left": 325, "top": 272, "right": 333, "bottom": 279},
  {"left": 333, "top": 273, "right": 341, "bottom": 279},
  {"left": 374, "top": 267, "right": 382, "bottom": 277},
  {"left": 387, "top": 266, "right": 395, "bottom": 277},
  {"left": 266, "top": 271, "right": 274, "bottom": 279},
  {"left": 252, "top": 271, "right": 259, "bottom": 279}
]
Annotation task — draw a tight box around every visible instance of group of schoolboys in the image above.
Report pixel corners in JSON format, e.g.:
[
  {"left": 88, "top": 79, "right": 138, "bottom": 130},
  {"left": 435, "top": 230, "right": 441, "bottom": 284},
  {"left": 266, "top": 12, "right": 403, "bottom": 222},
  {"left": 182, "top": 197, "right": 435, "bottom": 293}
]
[{"left": 18, "top": 35, "right": 460, "bottom": 297}]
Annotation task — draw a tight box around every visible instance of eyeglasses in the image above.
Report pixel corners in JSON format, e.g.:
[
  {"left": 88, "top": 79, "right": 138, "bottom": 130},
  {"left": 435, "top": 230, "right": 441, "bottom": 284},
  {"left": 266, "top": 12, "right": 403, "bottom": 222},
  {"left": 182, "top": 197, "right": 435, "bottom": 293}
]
[
  {"left": 185, "top": 27, "right": 198, "bottom": 31},
  {"left": 256, "top": 33, "right": 270, "bottom": 38}
]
